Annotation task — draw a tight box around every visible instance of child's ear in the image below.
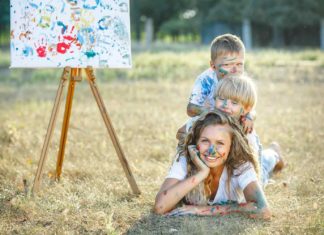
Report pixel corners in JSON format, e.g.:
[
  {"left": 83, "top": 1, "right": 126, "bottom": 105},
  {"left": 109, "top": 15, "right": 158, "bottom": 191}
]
[
  {"left": 210, "top": 61, "right": 216, "bottom": 70},
  {"left": 243, "top": 106, "right": 252, "bottom": 116}
]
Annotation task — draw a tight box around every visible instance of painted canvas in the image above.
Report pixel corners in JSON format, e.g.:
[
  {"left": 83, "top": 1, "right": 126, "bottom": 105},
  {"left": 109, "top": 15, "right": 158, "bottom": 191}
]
[{"left": 10, "top": 0, "right": 132, "bottom": 68}]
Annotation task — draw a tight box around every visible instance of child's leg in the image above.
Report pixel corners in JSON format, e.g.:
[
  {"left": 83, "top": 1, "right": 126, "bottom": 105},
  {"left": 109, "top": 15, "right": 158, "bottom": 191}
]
[{"left": 260, "top": 142, "right": 284, "bottom": 186}]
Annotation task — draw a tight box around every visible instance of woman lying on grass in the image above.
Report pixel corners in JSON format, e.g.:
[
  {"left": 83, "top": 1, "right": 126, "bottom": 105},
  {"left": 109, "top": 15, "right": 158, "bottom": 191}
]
[{"left": 154, "top": 111, "right": 271, "bottom": 219}]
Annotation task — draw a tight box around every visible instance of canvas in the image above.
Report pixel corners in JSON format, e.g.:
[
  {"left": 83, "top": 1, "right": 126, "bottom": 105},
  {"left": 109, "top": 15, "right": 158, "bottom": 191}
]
[{"left": 10, "top": 0, "right": 132, "bottom": 68}]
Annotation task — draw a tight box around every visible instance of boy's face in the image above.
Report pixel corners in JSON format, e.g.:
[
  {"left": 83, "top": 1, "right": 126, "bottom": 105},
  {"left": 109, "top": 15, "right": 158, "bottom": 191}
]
[
  {"left": 211, "top": 51, "right": 244, "bottom": 79},
  {"left": 215, "top": 96, "right": 251, "bottom": 120}
]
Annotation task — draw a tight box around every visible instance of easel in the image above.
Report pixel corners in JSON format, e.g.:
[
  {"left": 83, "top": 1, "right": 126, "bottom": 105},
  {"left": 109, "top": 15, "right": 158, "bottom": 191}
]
[{"left": 32, "top": 67, "right": 140, "bottom": 195}]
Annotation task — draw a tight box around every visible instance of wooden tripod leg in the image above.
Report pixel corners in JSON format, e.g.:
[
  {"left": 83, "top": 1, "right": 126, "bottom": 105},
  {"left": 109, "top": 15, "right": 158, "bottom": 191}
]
[
  {"left": 55, "top": 68, "right": 79, "bottom": 180},
  {"left": 32, "top": 67, "right": 70, "bottom": 194},
  {"left": 85, "top": 67, "right": 140, "bottom": 195}
]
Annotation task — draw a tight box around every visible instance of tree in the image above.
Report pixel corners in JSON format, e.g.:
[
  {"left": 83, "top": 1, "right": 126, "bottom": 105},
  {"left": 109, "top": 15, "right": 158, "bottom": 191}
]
[
  {"left": 253, "top": 0, "right": 320, "bottom": 47},
  {"left": 137, "top": 0, "right": 195, "bottom": 39}
]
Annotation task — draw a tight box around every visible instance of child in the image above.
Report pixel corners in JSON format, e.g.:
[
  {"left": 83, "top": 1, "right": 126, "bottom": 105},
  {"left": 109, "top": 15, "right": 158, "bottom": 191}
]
[
  {"left": 185, "top": 75, "right": 284, "bottom": 186},
  {"left": 214, "top": 75, "right": 284, "bottom": 185},
  {"left": 154, "top": 111, "right": 271, "bottom": 219},
  {"left": 186, "top": 33, "right": 254, "bottom": 133}
]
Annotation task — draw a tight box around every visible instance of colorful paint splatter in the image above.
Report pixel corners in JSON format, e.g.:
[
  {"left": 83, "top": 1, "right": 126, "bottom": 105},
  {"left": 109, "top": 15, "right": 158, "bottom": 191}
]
[{"left": 10, "top": 0, "right": 132, "bottom": 68}]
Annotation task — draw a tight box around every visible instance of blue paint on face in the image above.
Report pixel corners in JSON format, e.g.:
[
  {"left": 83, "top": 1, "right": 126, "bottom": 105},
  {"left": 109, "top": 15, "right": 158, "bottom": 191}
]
[{"left": 221, "top": 99, "right": 228, "bottom": 109}]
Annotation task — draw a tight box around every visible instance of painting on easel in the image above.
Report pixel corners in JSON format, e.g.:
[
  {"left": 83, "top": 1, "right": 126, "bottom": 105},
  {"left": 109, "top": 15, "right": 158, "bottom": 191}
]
[{"left": 10, "top": 0, "right": 131, "bottom": 68}]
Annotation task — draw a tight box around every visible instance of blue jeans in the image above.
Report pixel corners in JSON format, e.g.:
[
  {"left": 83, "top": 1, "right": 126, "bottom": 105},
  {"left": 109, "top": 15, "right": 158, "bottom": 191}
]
[{"left": 260, "top": 148, "right": 279, "bottom": 186}]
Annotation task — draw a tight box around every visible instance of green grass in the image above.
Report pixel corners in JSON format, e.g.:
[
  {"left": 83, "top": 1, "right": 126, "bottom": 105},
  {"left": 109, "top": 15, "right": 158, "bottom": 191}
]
[{"left": 0, "top": 46, "right": 323, "bottom": 234}]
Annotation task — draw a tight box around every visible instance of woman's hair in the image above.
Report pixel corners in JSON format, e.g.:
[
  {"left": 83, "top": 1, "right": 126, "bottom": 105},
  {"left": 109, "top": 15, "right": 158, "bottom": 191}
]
[
  {"left": 215, "top": 74, "right": 257, "bottom": 110},
  {"left": 210, "top": 34, "right": 245, "bottom": 62},
  {"left": 183, "top": 110, "right": 258, "bottom": 205}
]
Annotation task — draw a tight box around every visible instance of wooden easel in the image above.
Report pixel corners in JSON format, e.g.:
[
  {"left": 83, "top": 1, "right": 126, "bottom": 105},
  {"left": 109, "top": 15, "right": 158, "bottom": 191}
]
[{"left": 32, "top": 67, "right": 140, "bottom": 195}]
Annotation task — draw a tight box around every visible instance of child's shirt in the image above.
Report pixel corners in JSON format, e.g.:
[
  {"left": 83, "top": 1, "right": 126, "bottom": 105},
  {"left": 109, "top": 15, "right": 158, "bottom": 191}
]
[
  {"left": 166, "top": 156, "right": 258, "bottom": 204},
  {"left": 188, "top": 68, "right": 218, "bottom": 109}
]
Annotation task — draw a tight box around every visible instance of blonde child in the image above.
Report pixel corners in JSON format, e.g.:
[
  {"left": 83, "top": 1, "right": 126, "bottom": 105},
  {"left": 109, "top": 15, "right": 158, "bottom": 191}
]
[
  {"left": 214, "top": 75, "right": 284, "bottom": 185},
  {"left": 154, "top": 111, "right": 271, "bottom": 219}
]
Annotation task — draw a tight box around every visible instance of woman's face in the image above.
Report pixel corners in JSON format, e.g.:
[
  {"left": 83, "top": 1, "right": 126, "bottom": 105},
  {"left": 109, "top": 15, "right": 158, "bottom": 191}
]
[{"left": 197, "top": 123, "right": 232, "bottom": 168}]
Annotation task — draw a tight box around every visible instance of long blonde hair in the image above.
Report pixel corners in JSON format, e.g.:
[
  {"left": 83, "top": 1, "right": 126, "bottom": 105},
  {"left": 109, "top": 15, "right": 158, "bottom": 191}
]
[{"left": 183, "top": 110, "right": 258, "bottom": 205}]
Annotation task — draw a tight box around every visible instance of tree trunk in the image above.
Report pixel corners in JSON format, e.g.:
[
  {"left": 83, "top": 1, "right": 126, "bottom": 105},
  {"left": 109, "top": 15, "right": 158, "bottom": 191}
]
[
  {"left": 242, "top": 18, "right": 252, "bottom": 50},
  {"left": 272, "top": 25, "right": 284, "bottom": 48},
  {"left": 320, "top": 18, "right": 324, "bottom": 50},
  {"left": 145, "top": 18, "right": 153, "bottom": 50}
]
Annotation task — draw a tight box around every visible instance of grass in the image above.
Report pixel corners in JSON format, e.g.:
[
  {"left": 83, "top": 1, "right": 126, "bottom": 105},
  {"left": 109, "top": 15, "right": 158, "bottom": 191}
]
[{"left": 0, "top": 45, "right": 323, "bottom": 234}]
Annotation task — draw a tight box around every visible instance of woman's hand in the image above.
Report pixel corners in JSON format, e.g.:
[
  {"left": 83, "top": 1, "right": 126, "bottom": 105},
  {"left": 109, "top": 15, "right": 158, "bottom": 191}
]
[{"left": 188, "top": 145, "right": 210, "bottom": 177}]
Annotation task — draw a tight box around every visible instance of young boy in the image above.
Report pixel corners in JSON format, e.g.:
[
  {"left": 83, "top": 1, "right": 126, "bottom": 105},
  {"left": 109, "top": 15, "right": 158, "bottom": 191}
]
[
  {"left": 185, "top": 33, "right": 253, "bottom": 134},
  {"left": 183, "top": 75, "right": 284, "bottom": 186}
]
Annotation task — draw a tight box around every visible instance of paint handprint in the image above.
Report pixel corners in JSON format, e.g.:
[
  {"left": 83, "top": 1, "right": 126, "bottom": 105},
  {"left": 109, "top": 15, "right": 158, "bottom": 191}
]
[
  {"left": 34, "top": 38, "right": 47, "bottom": 58},
  {"left": 56, "top": 25, "right": 81, "bottom": 54}
]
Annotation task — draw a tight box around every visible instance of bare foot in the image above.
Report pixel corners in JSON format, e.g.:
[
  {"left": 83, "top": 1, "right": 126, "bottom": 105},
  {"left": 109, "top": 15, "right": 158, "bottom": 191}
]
[{"left": 269, "top": 142, "right": 285, "bottom": 173}]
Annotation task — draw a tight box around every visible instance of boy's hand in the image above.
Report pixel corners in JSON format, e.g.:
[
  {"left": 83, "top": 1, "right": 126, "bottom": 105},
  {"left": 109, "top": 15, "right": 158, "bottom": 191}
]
[{"left": 241, "top": 114, "right": 254, "bottom": 134}]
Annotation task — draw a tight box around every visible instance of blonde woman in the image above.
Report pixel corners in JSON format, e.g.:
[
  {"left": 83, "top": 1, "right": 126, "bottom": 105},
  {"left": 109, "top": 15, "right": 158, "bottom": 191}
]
[{"left": 154, "top": 111, "right": 271, "bottom": 219}]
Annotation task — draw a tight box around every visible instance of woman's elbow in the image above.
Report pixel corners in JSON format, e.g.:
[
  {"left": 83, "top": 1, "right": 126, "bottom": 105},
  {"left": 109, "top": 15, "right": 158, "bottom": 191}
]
[{"left": 154, "top": 195, "right": 166, "bottom": 214}]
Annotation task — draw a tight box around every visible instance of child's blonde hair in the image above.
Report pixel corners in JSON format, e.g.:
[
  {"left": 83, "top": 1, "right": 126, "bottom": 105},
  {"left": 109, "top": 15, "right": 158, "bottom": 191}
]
[
  {"left": 210, "top": 34, "right": 245, "bottom": 62},
  {"left": 215, "top": 74, "right": 257, "bottom": 110}
]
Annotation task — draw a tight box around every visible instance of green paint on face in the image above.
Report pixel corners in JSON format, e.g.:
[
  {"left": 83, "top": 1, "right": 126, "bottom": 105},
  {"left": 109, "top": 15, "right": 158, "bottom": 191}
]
[{"left": 218, "top": 67, "right": 229, "bottom": 78}]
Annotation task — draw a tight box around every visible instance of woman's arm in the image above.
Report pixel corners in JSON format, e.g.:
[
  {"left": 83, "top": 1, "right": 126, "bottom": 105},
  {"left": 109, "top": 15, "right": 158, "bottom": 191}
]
[
  {"left": 243, "top": 181, "right": 271, "bottom": 219},
  {"left": 154, "top": 170, "right": 208, "bottom": 214},
  {"left": 166, "top": 181, "right": 271, "bottom": 220},
  {"left": 154, "top": 146, "right": 210, "bottom": 214},
  {"left": 166, "top": 202, "right": 258, "bottom": 216}
]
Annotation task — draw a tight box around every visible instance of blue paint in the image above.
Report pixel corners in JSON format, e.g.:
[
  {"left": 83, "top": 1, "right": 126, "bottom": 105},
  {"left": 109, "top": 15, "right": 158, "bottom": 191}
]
[
  {"left": 45, "top": 4, "right": 55, "bottom": 13},
  {"left": 82, "top": 0, "right": 99, "bottom": 10},
  {"left": 60, "top": 0, "right": 66, "bottom": 13},
  {"left": 200, "top": 76, "right": 214, "bottom": 98},
  {"left": 98, "top": 17, "right": 110, "bottom": 30},
  {"left": 22, "top": 46, "right": 33, "bottom": 56},
  {"left": 28, "top": 1, "right": 38, "bottom": 9},
  {"left": 57, "top": 21, "right": 67, "bottom": 34},
  {"left": 80, "top": 28, "right": 95, "bottom": 44},
  {"left": 77, "top": 32, "right": 84, "bottom": 45},
  {"left": 84, "top": 50, "right": 96, "bottom": 58}
]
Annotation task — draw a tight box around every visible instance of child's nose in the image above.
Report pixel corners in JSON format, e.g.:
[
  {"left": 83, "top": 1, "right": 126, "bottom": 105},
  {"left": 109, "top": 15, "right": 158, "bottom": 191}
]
[{"left": 231, "top": 66, "right": 237, "bottom": 73}]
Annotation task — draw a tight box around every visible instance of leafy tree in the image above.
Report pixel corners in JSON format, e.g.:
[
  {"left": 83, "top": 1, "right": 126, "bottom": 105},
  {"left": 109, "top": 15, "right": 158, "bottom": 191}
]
[
  {"left": 137, "top": 0, "right": 195, "bottom": 39},
  {"left": 252, "top": 0, "right": 320, "bottom": 46}
]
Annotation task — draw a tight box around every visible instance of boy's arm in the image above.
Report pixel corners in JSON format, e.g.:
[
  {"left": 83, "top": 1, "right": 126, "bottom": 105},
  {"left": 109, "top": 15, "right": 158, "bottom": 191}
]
[
  {"left": 187, "top": 103, "right": 208, "bottom": 117},
  {"left": 176, "top": 124, "right": 186, "bottom": 140}
]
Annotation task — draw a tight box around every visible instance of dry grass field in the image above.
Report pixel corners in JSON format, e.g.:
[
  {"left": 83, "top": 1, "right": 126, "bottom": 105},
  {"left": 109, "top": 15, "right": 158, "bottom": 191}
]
[{"left": 0, "top": 46, "right": 323, "bottom": 234}]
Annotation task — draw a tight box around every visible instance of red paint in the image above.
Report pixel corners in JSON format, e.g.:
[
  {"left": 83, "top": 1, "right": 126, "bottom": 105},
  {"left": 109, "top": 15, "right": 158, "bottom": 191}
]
[
  {"left": 63, "top": 35, "right": 75, "bottom": 41},
  {"left": 36, "top": 46, "right": 46, "bottom": 57},
  {"left": 57, "top": 42, "right": 71, "bottom": 54}
]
